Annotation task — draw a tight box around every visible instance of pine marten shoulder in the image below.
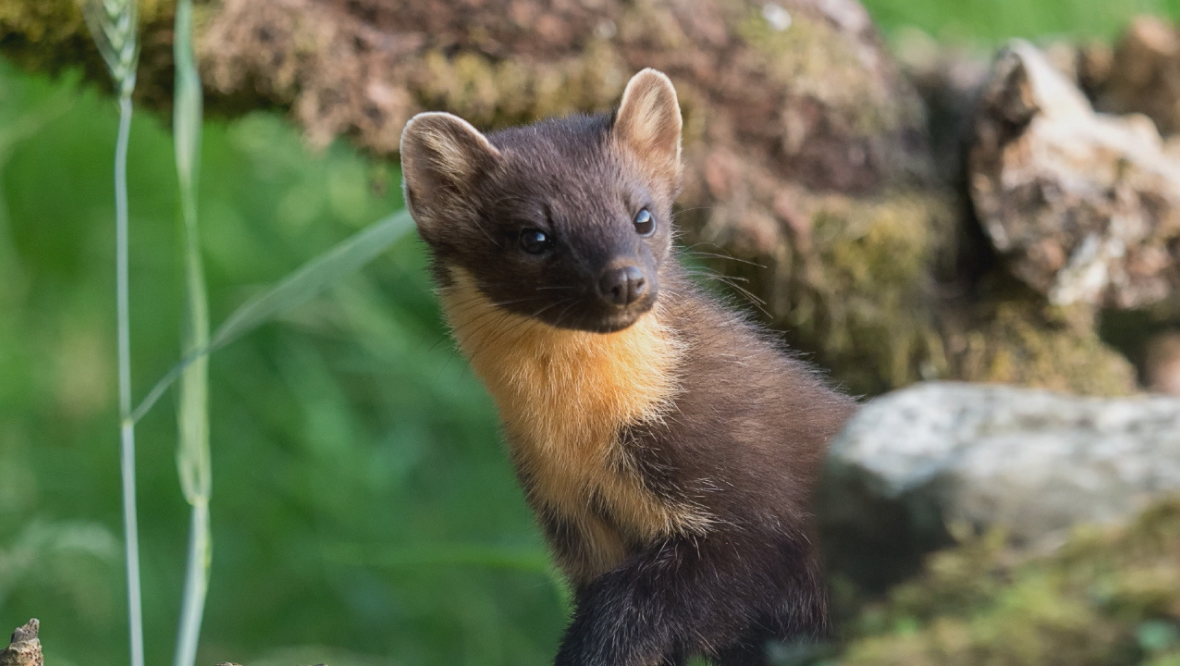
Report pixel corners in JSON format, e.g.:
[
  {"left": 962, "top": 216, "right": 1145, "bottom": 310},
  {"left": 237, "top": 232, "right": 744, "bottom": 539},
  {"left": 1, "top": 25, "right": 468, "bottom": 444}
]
[{"left": 400, "top": 69, "right": 858, "bottom": 666}]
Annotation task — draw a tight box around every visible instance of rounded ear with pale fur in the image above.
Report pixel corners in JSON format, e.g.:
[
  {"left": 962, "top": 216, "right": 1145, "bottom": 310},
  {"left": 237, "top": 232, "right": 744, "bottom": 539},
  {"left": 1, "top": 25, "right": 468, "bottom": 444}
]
[
  {"left": 400, "top": 112, "right": 500, "bottom": 241},
  {"left": 612, "top": 69, "right": 684, "bottom": 187}
]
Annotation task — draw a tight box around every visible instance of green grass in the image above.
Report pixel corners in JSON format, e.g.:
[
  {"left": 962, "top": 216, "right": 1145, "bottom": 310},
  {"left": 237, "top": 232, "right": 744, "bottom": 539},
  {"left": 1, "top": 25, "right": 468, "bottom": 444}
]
[
  {"left": 861, "top": 0, "right": 1180, "bottom": 43},
  {"left": 0, "top": 61, "right": 561, "bottom": 666}
]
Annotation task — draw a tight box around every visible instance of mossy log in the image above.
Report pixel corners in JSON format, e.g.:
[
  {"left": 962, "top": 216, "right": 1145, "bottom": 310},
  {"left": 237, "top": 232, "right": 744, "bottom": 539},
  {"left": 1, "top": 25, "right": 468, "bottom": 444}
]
[{"left": 0, "top": 0, "right": 1147, "bottom": 396}]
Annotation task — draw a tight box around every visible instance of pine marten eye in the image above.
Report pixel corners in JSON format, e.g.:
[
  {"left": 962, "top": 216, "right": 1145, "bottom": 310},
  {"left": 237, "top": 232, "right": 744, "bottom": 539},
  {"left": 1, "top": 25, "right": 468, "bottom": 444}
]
[
  {"left": 634, "top": 208, "right": 655, "bottom": 237},
  {"left": 519, "top": 228, "right": 553, "bottom": 254}
]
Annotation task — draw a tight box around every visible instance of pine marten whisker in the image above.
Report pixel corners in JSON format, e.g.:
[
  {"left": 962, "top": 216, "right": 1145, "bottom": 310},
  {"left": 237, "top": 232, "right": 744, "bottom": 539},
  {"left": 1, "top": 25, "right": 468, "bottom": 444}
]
[{"left": 683, "top": 249, "right": 766, "bottom": 270}]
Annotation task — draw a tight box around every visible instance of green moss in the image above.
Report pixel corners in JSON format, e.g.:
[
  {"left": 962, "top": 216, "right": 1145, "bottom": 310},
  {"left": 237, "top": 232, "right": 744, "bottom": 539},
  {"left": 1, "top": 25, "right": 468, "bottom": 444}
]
[
  {"left": 738, "top": 9, "right": 860, "bottom": 84},
  {"left": 761, "top": 190, "right": 955, "bottom": 394},
  {"left": 951, "top": 289, "right": 1138, "bottom": 396},
  {"left": 820, "top": 197, "right": 930, "bottom": 291},
  {"left": 0, "top": 0, "right": 171, "bottom": 55},
  {"left": 836, "top": 498, "right": 1180, "bottom": 666},
  {"left": 0, "top": 0, "right": 86, "bottom": 45},
  {"left": 414, "top": 42, "right": 627, "bottom": 131},
  {"left": 765, "top": 201, "right": 1137, "bottom": 396},
  {"left": 736, "top": 7, "right": 918, "bottom": 138}
]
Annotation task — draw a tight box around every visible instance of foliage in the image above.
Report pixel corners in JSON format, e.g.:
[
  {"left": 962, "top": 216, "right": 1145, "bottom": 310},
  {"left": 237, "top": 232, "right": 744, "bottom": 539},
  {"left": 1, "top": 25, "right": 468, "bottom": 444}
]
[
  {"left": 0, "top": 522, "right": 118, "bottom": 613},
  {"left": 0, "top": 62, "right": 558, "bottom": 666},
  {"left": 862, "top": 0, "right": 1180, "bottom": 42},
  {"left": 171, "top": 0, "right": 210, "bottom": 662}
]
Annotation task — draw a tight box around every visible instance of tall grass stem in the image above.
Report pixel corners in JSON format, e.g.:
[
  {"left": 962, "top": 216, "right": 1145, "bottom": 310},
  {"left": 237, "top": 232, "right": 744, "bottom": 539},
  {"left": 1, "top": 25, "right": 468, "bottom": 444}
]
[
  {"left": 172, "top": 0, "right": 213, "bottom": 662},
  {"left": 81, "top": 0, "right": 143, "bottom": 655},
  {"left": 115, "top": 91, "right": 145, "bottom": 666},
  {"left": 173, "top": 500, "right": 209, "bottom": 666}
]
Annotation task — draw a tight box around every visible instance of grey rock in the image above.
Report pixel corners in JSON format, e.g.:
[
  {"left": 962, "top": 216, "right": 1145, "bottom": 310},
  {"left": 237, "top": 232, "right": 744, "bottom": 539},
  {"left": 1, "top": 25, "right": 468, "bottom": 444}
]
[{"left": 818, "top": 381, "right": 1180, "bottom": 589}]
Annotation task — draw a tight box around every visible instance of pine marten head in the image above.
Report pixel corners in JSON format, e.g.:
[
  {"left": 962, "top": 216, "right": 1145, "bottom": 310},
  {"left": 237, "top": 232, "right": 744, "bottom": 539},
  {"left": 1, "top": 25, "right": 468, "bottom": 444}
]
[{"left": 400, "top": 69, "right": 683, "bottom": 333}]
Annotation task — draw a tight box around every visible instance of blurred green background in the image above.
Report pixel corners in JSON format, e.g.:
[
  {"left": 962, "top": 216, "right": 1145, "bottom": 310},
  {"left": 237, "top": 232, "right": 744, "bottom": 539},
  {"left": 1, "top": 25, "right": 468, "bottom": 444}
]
[
  {"left": 865, "top": 0, "right": 1180, "bottom": 43},
  {"left": 2, "top": 1, "right": 1180, "bottom": 665}
]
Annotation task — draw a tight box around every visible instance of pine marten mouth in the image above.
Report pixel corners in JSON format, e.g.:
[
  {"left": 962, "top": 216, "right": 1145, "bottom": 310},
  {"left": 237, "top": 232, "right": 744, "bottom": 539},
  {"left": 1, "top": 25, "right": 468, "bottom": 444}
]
[
  {"left": 538, "top": 291, "right": 657, "bottom": 334},
  {"left": 575, "top": 302, "right": 656, "bottom": 334}
]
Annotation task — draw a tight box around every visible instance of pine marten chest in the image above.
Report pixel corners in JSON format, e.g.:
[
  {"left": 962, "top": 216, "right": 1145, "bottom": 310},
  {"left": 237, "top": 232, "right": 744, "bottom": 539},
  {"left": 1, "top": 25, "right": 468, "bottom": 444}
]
[{"left": 439, "top": 268, "right": 710, "bottom": 582}]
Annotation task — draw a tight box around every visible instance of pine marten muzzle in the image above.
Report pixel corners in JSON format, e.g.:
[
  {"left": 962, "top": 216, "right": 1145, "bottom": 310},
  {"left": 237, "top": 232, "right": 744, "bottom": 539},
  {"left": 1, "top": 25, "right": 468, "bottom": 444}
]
[{"left": 401, "top": 69, "right": 857, "bottom": 666}]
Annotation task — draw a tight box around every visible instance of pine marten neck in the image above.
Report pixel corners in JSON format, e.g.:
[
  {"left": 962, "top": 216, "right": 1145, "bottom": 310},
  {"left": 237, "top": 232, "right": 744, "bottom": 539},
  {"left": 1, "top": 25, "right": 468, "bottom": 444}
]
[
  {"left": 401, "top": 69, "right": 857, "bottom": 666},
  {"left": 439, "top": 266, "right": 682, "bottom": 448},
  {"left": 438, "top": 265, "right": 709, "bottom": 581}
]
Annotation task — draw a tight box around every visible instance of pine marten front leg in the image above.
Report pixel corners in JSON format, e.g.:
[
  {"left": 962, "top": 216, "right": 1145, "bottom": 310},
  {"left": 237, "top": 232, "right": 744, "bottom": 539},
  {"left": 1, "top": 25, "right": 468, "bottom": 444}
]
[{"left": 555, "top": 529, "right": 827, "bottom": 666}]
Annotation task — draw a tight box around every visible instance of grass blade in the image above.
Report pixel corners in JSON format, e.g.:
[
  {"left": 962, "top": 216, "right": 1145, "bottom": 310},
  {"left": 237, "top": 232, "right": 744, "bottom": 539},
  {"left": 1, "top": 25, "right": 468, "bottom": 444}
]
[
  {"left": 172, "top": 0, "right": 212, "bottom": 664},
  {"left": 116, "top": 88, "right": 145, "bottom": 666},
  {"left": 116, "top": 92, "right": 145, "bottom": 666},
  {"left": 0, "top": 84, "right": 74, "bottom": 280},
  {"left": 210, "top": 209, "right": 414, "bottom": 349},
  {"left": 131, "top": 209, "right": 414, "bottom": 423},
  {"left": 174, "top": 501, "right": 209, "bottom": 666},
  {"left": 323, "top": 543, "right": 572, "bottom": 611},
  {"left": 0, "top": 84, "right": 73, "bottom": 159},
  {"left": 79, "top": 0, "right": 143, "bottom": 662}
]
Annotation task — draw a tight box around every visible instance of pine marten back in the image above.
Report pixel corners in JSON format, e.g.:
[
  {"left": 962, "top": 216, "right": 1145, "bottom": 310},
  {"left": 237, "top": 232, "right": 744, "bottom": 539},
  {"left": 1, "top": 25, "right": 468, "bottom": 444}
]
[{"left": 400, "top": 69, "right": 858, "bottom": 666}]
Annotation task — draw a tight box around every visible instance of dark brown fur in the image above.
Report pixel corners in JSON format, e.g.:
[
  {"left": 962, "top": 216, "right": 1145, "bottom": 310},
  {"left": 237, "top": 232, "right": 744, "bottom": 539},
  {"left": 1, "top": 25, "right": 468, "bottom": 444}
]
[{"left": 400, "top": 69, "right": 857, "bottom": 666}]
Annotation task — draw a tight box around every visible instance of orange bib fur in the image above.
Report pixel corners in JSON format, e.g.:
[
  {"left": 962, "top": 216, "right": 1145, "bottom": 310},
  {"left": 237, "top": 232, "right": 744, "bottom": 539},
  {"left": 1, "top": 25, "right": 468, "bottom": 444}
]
[{"left": 439, "top": 268, "right": 711, "bottom": 580}]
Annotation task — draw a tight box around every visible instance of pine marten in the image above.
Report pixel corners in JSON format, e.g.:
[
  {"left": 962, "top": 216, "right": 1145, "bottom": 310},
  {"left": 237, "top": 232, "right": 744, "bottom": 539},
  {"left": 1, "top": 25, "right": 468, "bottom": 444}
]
[{"left": 400, "top": 68, "right": 858, "bottom": 666}]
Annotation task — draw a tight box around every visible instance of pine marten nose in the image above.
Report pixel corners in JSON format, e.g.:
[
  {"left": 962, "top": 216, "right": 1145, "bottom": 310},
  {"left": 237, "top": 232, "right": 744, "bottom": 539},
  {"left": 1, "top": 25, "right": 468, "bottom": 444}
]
[{"left": 597, "top": 264, "right": 647, "bottom": 307}]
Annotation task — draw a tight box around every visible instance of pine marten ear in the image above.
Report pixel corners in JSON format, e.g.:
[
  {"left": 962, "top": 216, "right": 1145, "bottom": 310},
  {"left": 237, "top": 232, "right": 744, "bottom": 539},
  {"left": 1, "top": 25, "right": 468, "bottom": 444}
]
[
  {"left": 400, "top": 112, "right": 501, "bottom": 241},
  {"left": 612, "top": 68, "right": 683, "bottom": 188}
]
